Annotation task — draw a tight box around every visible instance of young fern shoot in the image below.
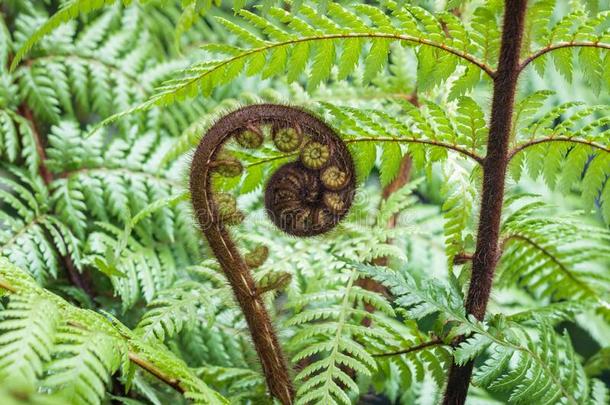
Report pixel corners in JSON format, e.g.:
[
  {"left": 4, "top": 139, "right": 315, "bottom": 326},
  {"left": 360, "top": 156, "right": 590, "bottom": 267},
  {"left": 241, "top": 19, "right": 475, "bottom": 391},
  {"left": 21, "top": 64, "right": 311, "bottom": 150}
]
[{"left": 189, "top": 104, "right": 356, "bottom": 404}]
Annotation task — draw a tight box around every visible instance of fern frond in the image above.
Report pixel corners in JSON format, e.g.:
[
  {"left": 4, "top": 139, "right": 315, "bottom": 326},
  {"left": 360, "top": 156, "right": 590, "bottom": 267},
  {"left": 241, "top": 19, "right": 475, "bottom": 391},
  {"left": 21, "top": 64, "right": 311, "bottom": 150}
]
[
  {"left": 471, "top": 323, "right": 602, "bottom": 404},
  {"left": 0, "top": 109, "right": 40, "bottom": 175},
  {"left": 43, "top": 123, "right": 201, "bottom": 302},
  {"left": 370, "top": 317, "right": 451, "bottom": 390},
  {"left": 498, "top": 197, "right": 610, "bottom": 314},
  {"left": 323, "top": 102, "right": 485, "bottom": 169},
  {"left": 95, "top": 1, "right": 494, "bottom": 127},
  {"left": 197, "top": 366, "right": 266, "bottom": 403},
  {"left": 0, "top": 167, "right": 80, "bottom": 283},
  {"left": 0, "top": 295, "right": 60, "bottom": 385},
  {"left": 42, "top": 324, "right": 125, "bottom": 405},
  {"left": 0, "top": 257, "right": 228, "bottom": 404},
  {"left": 286, "top": 264, "right": 395, "bottom": 405},
  {"left": 10, "top": 0, "right": 130, "bottom": 71},
  {"left": 440, "top": 158, "right": 477, "bottom": 263},
  {"left": 135, "top": 280, "right": 223, "bottom": 342},
  {"left": 354, "top": 261, "right": 469, "bottom": 328},
  {"left": 509, "top": 103, "right": 610, "bottom": 223},
  {"left": 519, "top": 6, "right": 610, "bottom": 83}
]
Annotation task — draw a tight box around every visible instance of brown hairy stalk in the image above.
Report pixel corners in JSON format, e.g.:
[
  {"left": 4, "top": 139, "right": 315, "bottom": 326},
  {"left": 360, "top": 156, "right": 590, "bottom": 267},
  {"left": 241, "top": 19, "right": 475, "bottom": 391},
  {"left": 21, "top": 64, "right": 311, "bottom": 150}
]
[
  {"left": 189, "top": 104, "right": 356, "bottom": 404},
  {"left": 443, "top": 1, "right": 528, "bottom": 403}
]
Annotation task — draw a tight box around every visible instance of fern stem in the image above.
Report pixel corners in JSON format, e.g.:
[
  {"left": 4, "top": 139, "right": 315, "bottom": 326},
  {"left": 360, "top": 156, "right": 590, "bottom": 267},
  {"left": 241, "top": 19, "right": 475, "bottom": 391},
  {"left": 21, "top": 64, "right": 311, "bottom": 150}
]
[
  {"left": 519, "top": 41, "right": 610, "bottom": 73},
  {"left": 128, "top": 353, "right": 185, "bottom": 394},
  {"left": 373, "top": 338, "right": 445, "bottom": 357},
  {"left": 508, "top": 136, "right": 610, "bottom": 161},
  {"left": 443, "top": 1, "right": 528, "bottom": 404},
  {"left": 203, "top": 227, "right": 294, "bottom": 403},
  {"left": 190, "top": 105, "right": 360, "bottom": 404}
]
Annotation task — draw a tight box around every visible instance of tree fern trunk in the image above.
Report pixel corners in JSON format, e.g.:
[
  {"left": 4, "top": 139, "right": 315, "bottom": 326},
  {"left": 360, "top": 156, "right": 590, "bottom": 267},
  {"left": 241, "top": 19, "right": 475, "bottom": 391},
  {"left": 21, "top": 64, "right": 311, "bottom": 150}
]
[{"left": 442, "top": 1, "right": 528, "bottom": 403}]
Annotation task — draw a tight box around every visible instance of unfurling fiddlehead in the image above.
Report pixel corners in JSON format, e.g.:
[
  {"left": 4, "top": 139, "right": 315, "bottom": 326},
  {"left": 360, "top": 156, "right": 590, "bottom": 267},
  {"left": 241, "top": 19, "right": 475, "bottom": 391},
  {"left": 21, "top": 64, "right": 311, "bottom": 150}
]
[{"left": 189, "top": 104, "right": 355, "bottom": 404}]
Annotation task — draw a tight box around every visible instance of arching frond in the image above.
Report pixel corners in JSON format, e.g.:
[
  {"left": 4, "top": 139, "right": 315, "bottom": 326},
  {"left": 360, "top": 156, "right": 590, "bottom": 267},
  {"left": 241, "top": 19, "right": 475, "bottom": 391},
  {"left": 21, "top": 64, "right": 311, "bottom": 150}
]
[
  {"left": 519, "top": 5, "right": 610, "bottom": 86},
  {"left": 97, "top": 1, "right": 495, "bottom": 126},
  {"left": 0, "top": 258, "right": 228, "bottom": 404},
  {"left": 509, "top": 101, "right": 610, "bottom": 223},
  {"left": 498, "top": 197, "right": 610, "bottom": 316}
]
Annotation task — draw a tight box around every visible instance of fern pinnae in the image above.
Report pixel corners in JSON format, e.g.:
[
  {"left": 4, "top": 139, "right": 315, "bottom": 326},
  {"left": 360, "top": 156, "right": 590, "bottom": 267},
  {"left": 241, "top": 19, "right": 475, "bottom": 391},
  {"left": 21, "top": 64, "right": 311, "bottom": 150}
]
[
  {"left": 0, "top": 258, "right": 228, "bottom": 403},
  {"left": 2, "top": 2, "right": 610, "bottom": 403},
  {"left": 87, "top": 1, "right": 497, "bottom": 131}
]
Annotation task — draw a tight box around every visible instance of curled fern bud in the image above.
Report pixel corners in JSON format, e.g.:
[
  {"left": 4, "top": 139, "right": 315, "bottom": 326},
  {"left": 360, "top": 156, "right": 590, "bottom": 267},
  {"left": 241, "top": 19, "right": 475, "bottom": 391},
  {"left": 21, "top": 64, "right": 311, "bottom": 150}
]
[
  {"left": 273, "top": 126, "right": 302, "bottom": 152},
  {"left": 245, "top": 245, "right": 269, "bottom": 268},
  {"left": 321, "top": 166, "right": 350, "bottom": 190},
  {"left": 190, "top": 104, "right": 355, "bottom": 403},
  {"left": 236, "top": 125, "right": 264, "bottom": 149},
  {"left": 300, "top": 141, "right": 330, "bottom": 169},
  {"left": 215, "top": 193, "right": 244, "bottom": 225},
  {"left": 212, "top": 153, "right": 243, "bottom": 177},
  {"left": 323, "top": 192, "right": 345, "bottom": 213},
  {"left": 258, "top": 271, "right": 292, "bottom": 294}
]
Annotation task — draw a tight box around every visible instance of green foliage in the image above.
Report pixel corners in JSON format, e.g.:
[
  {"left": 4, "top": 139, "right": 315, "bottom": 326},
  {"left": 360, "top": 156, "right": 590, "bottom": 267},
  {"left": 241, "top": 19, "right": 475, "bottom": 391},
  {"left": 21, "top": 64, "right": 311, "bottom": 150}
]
[
  {"left": 0, "top": 258, "right": 227, "bottom": 404},
  {"left": 510, "top": 98, "right": 610, "bottom": 222},
  {"left": 96, "top": 0, "right": 498, "bottom": 123},
  {"left": 469, "top": 324, "right": 607, "bottom": 404},
  {"left": 497, "top": 196, "right": 610, "bottom": 315},
  {"left": 0, "top": 1, "right": 609, "bottom": 404},
  {"left": 287, "top": 268, "right": 386, "bottom": 404},
  {"left": 359, "top": 262, "right": 610, "bottom": 405},
  {"left": 0, "top": 166, "right": 81, "bottom": 283}
]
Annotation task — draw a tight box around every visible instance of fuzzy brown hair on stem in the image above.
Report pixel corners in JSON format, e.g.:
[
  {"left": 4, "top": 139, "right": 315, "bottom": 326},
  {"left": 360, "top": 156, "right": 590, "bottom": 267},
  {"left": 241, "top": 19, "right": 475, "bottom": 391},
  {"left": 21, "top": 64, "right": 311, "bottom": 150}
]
[
  {"left": 443, "top": 1, "right": 528, "bottom": 404},
  {"left": 189, "top": 104, "right": 356, "bottom": 404}
]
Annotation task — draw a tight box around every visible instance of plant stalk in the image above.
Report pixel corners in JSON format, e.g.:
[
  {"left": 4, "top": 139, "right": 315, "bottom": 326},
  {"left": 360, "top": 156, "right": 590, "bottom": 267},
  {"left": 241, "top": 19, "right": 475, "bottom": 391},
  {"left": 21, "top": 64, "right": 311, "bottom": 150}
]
[{"left": 442, "top": 1, "right": 528, "bottom": 404}]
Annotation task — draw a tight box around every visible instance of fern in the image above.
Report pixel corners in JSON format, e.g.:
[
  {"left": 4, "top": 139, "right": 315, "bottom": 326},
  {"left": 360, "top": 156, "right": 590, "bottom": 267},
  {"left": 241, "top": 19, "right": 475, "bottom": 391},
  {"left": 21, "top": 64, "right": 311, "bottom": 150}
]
[
  {"left": 0, "top": 258, "right": 227, "bottom": 403},
  {"left": 358, "top": 260, "right": 608, "bottom": 404},
  {"left": 135, "top": 280, "right": 221, "bottom": 342},
  {"left": 468, "top": 323, "right": 607, "bottom": 404},
  {"left": 95, "top": 0, "right": 495, "bottom": 125},
  {"left": 509, "top": 101, "right": 610, "bottom": 223},
  {"left": 42, "top": 324, "right": 125, "bottom": 405},
  {"left": 497, "top": 196, "right": 610, "bottom": 316},
  {"left": 520, "top": 6, "right": 610, "bottom": 86},
  {"left": 1, "top": 1, "right": 609, "bottom": 404},
  {"left": 0, "top": 294, "right": 61, "bottom": 385},
  {"left": 0, "top": 166, "right": 81, "bottom": 283},
  {"left": 287, "top": 267, "right": 390, "bottom": 404}
]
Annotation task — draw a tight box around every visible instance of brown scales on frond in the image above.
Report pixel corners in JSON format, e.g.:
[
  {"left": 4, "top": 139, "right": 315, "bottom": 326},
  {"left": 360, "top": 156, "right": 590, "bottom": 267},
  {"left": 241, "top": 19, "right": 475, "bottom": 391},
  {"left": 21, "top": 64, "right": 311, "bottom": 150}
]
[{"left": 189, "top": 104, "right": 356, "bottom": 404}]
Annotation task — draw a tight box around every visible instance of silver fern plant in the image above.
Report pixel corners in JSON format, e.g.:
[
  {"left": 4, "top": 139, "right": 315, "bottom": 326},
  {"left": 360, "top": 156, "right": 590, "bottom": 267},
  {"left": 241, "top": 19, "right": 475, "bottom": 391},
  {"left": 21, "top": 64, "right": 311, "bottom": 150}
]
[{"left": 0, "top": 1, "right": 609, "bottom": 404}]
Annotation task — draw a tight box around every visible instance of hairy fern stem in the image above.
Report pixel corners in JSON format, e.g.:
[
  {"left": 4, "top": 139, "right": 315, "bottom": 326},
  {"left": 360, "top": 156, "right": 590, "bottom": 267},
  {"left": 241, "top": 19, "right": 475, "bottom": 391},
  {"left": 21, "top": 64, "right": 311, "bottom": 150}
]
[
  {"left": 442, "top": 1, "right": 528, "bottom": 403},
  {"left": 190, "top": 104, "right": 356, "bottom": 404}
]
